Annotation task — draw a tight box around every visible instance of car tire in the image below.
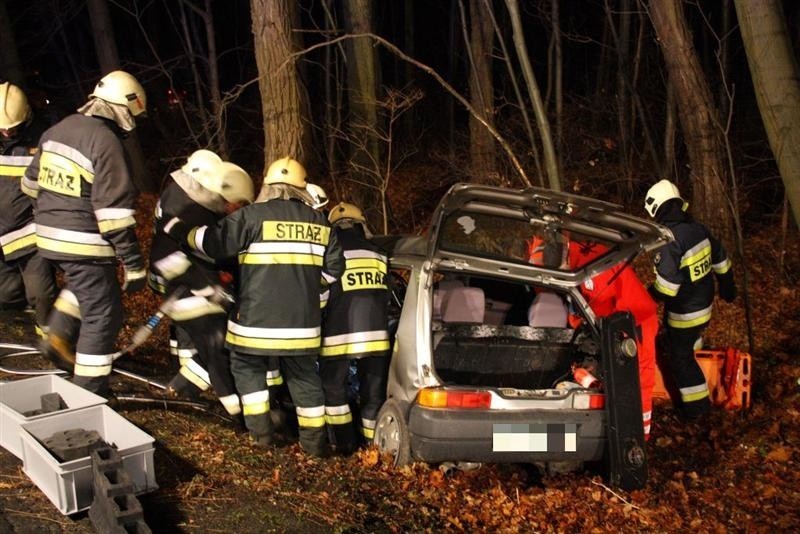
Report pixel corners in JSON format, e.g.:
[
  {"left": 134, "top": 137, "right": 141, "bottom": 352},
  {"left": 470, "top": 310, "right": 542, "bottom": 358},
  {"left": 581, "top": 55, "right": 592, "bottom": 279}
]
[{"left": 373, "top": 398, "right": 411, "bottom": 467}]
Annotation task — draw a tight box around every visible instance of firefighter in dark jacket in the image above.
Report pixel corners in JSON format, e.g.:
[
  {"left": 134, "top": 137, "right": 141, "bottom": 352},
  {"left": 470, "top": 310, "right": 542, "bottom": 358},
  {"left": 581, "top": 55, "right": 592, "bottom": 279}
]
[
  {"left": 644, "top": 179, "right": 737, "bottom": 419},
  {"left": 0, "top": 82, "right": 57, "bottom": 333},
  {"left": 25, "top": 71, "right": 147, "bottom": 396},
  {"left": 149, "top": 150, "right": 254, "bottom": 416},
  {"left": 165, "top": 157, "right": 345, "bottom": 456},
  {"left": 320, "top": 202, "right": 390, "bottom": 453}
]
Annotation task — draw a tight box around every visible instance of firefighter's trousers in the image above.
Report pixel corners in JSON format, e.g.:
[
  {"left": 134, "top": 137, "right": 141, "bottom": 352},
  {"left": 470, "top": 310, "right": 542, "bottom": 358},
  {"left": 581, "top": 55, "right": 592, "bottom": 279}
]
[
  {"left": 661, "top": 323, "right": 711, "bottom": 419},
  {"left": 167, "top": 312, "right": 240, "bottom": 415},
  {"left": 230, "top": 352, "right": 327, "bottom": 456},
  {"left": 49, "top": 262, "right": 122, "bottom": 395},
  {"left": 320, "top": 355, "right": 389, "bottom": 449},
  {"left": 0, "top": 253, "right": 56, "bottom": 332}
]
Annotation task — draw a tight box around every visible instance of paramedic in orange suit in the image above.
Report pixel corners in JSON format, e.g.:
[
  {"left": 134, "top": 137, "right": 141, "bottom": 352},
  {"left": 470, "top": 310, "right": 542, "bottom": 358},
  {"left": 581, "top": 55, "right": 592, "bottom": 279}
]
[{"left": 567, "top": 241, "right": 657, "bottom": 441}]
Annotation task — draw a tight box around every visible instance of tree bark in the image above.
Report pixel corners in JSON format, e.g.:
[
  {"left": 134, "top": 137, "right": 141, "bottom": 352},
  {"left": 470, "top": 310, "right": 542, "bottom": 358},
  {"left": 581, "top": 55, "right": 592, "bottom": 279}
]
[
  {"left": 505, "top": 0, "right": 560, "bottom": 191},
  {"left": 467, "top": 0, "right": 496, "bottom": 182},
  {"left": 734, "top": 0, "right": 800, "bottom": 228},
  {"left": 648, "top": 0, "right": 733, "bottom": 242},
  {"left": 250, "top": 0, "right": 311, "bottom": 175},
  {"left": 342, "top": 0, "right": 380, "bottom": 209}
]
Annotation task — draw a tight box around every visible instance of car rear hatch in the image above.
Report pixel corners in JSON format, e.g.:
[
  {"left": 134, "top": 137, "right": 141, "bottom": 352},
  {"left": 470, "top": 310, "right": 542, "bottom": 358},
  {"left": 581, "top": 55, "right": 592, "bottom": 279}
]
[{"left": 426, "top": 183, "right": 672, "bottom": 288}]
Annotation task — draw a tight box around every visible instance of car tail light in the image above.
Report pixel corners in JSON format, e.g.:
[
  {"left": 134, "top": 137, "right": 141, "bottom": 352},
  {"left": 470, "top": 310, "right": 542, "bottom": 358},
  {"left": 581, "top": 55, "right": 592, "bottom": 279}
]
[
  {"left": 572, "top": 392, "right": 605, "bottom": 410},
  {"left": 417, "top": 388, "right": 492, "bottom": 409}
]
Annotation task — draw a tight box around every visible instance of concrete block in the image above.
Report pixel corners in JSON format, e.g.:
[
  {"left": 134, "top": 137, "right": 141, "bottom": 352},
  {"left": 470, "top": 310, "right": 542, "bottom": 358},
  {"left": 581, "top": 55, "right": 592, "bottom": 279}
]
[
  {"left": 40, "top": 393, "right": 67, "bottom": 413},
  {"left": 42, "top": 428, "right": 106, "bottom": 462}
]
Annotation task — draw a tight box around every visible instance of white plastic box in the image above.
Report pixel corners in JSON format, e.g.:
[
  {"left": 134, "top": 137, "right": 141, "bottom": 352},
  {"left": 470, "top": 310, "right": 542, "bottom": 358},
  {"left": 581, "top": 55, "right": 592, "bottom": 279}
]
[
  {"left": 20, "top": 404, "right": 157, "bottom": 515},
  {"left": 0, "top": 375, "right": 107, "bottom": 459}
]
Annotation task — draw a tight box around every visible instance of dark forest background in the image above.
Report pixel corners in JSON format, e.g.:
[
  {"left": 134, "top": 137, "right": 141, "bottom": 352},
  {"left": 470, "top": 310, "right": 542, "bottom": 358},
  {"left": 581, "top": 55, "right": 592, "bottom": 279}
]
[{"left": 2, "top": 0, "right": 798, "bottom": 237}]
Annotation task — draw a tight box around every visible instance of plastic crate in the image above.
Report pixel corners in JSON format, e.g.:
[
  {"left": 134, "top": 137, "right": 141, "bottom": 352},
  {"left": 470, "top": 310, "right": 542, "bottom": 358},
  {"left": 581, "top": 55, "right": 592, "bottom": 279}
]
[
  {"left": 20, "top": 405, "right": 157, "bottom": 515},
  {"left": 0, "top": 375, "right": 107, "bottom": 459},
  {"left": 653, "top": 348, "right": 752, "bottom": 410}
]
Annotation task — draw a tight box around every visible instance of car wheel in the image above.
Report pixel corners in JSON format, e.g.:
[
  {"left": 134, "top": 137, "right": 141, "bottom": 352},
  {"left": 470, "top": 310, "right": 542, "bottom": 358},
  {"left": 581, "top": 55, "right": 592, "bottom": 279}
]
[{"left": 373, "top": 399, "right": 411, "bottom": 467}]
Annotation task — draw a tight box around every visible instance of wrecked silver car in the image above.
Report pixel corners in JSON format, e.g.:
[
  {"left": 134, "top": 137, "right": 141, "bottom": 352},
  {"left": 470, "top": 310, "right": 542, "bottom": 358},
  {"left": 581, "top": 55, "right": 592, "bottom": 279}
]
[{"left": 372, "top": 183, "right": 672, "bottom": 489}]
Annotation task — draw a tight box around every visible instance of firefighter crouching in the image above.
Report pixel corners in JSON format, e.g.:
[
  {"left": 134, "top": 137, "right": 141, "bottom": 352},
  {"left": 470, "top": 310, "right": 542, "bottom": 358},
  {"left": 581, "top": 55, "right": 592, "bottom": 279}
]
[
  {"left": 319, "top": 202, "right": 390, "bottom": 454},
  {"left": 149, "top": 150, "right": 254, "bottom": 416},
  {"left": 25, "top": 71, "right": 147, "bottom": 396},
  {"left": 165, "top": 157, "right": 345, "bottom": 456},
  {"left": 0, "top": 82, "right": 57, "bottom": 335},
  {"left": 644, "top": 180, "right": 737, "bottom": 420}
]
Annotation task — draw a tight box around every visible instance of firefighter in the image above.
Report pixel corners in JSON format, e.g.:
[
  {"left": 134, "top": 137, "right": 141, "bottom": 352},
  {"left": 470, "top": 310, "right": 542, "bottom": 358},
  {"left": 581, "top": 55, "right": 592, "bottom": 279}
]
[
  {"left": 320, "top": 202, "right": 390, "bottom": 453},
  {"left": 164, "top": 157, "right": 345, "bottom": 456},
  {"left": 0, "top": 82, "right": 57, "bottom": 335},
  {"left": 644, "top": 180, "right": 736, "bottom": 420},
  {"left": 566, "top": 241, "right": 658, "bottom": 440},
  {"left": 25, "top": 70, "right": 147, "bottom": 396},
  {"left": 149, "top": 150, "right": 254, "bottom": 417}
]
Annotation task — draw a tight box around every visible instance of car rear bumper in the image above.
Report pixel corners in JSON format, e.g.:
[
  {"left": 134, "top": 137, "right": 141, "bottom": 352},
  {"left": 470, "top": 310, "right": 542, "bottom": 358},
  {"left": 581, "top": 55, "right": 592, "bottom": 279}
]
[{"left": 408, "top": 405, "right": 606, "bottom": 463}]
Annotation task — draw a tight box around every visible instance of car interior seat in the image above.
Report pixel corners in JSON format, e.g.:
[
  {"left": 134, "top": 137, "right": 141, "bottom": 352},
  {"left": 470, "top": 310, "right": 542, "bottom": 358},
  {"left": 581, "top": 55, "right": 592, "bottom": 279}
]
[
  {"left": 527, "top": 291, "right": 568, "bottom": 328},
  {"left": 441, "top": 286, "right": 485, "bottom": 324}
]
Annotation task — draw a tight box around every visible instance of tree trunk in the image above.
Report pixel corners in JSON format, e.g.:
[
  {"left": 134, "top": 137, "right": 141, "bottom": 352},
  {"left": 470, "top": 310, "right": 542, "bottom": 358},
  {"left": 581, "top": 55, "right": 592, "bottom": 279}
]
[
  {"left": 342, "top": 0, "right": 381, "bottom": 210},
  {"left": 648, "top": 0, "right": 733, "bottom": 243},
  {"left": 86, "top": 0, "right": 153, "bottom": 192},
  {"left": 0, "top": 0, "right": 25, "bottom": 86},
  {"left": 250, "top": 0, "right": 311, "bottom": 175},
  {"left": 734, "top": 0, "right": 800, "bottom": 228},
  {"left": 467, "top": 0, "right": 496, "bottom": 182},
  {"left": 505, "top": 0, "right": 560, "bottom": 191}
]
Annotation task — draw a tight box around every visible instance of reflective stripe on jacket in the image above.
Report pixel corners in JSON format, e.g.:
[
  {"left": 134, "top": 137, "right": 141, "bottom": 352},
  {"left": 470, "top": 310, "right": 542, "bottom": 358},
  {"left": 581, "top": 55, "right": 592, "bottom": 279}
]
[
  {"left": 0, "top": 148, "right": 37, "bottom": 261},
  {"left": 652, "top": 218, "right": 731, "bottom": 328},
  {"left": 23, "top": 114, "right": 142, "bottom": 269},
  {"left": 190, "top": 197, "right": 345, "bottom": 356},
  {"left": 321, "top": 227, "right": 390, "bottom": 359}
]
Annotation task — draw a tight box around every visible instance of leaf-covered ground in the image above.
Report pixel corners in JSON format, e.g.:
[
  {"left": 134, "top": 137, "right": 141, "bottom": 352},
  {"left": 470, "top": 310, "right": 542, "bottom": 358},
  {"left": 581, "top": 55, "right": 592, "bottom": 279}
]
[{"left": 0, "top": 192, "right": 798, "bottom": 533}]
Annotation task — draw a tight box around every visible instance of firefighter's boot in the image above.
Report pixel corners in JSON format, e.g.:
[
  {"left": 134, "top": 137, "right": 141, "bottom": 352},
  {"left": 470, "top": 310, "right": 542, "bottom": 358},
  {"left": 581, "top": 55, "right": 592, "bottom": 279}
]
[
  {"left": 299, "top": 426, "right": 329, "bottom": 458},
  {"left": 38, "top": 334, "right": 76, "bottom": 372}
]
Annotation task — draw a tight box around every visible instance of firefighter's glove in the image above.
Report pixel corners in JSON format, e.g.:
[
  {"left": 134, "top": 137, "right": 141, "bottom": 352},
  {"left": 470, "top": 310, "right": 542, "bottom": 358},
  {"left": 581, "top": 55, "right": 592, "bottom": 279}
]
[
  {"left": 122, "top": 266, "right": 147, "bottom": 294},
  {"left": 192, "top": 284, "right": 235, "bottom": 312},
  {"left": 163, "top": 216, "right": 191, "bottom": 244}
]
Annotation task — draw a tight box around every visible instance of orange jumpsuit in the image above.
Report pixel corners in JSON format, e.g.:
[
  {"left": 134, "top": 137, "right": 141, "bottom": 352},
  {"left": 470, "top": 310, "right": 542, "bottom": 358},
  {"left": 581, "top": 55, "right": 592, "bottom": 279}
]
[{"left": 567, "top": 242, "right": 657, "bottom": 440}]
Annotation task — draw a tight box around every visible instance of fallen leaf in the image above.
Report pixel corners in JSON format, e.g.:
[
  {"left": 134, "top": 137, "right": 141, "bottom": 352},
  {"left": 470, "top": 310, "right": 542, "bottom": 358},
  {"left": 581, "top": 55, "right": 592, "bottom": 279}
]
[{"left": 765, "top": 447, "right": 791, "bottom": 462}]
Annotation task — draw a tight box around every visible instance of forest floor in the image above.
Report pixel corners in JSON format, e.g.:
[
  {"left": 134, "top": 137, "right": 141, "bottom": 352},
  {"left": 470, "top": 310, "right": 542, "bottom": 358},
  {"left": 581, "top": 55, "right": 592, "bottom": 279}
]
[{"left": 0, "top": 193, "right": 798, "bottom": 533}]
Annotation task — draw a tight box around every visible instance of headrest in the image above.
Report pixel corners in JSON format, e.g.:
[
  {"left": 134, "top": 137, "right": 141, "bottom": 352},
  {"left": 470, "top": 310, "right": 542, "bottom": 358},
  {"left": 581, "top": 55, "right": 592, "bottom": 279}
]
[
  {"left": 441, "top": 287, "right": 485, "bottom": 324},
  {"left": 527, "top": 292, "right": 568, "bottom": 328},
  {"left": 432, "top": 279, "right": 465, "bottom": 321}
]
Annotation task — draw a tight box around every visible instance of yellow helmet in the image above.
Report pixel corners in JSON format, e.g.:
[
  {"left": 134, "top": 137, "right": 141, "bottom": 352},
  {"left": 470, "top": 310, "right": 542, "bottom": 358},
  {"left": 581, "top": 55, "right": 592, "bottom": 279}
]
[
  {"left": 181, "top": 149, "right": 223, "bottom": 182},
  {"left": 89, "top": 70, "right": 147, "bottom": 117},
  {"left": 0, "top": 82, "right": 31, "bottom": 129},
  {"left": 202, "top": 161, "right": 254, "bottom": 204},
  {"left": 328, "top": 202, "right": 366, "bottom": 225},
  {"left": 264, "top": 157, "right": 307, "bottom": 188},
  {"left": 306, "top": 183, "right": 329, "bottom": 209},
  {"left": 644, "top": 179, "right": 682, "bottom": 218}
]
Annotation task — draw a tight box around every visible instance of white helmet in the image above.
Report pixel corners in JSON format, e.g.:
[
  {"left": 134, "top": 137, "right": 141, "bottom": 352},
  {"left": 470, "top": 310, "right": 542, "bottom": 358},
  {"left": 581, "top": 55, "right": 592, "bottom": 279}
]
[
  {"left": 89, "top": 70, "right": 147, "bottom": 117},
  {"left": 0, "top": 82, "right": 31, "bottom": 129},
  {"left": 181, "top": 149, "right": 223, "bottom": 182},
  {"left": 644, "top": 179, "right": 682, "bottom": 218},
  {"left": 306, "top": 183, "right": 329, "bottom": 209},
  {"left": 264, "top": 157, "right": 307, "bottom": 188},
  {"left": 201, "top": 161, "right": 254, "bottom": 205},
  {"left": 328, "top": 202, "right": 366, "bottom": 225}
]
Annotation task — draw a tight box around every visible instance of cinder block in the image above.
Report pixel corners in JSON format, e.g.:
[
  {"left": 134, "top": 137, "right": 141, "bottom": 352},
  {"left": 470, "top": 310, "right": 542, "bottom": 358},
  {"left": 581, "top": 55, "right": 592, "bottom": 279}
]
[
  {"left": 43, "top": 428, "right": 105, "bottom": 462},
  {"left": 94, "top": 467, "right": 134, "bottom": 499},
  {"left": 123, "top": 519, "right": 152, "bottom": 534},
  {"left": 110, "top": 493, "right": 144, "bottom": 524},
  {"left": 40, "top": 393, "right": 67, "bottom": 413},
  {"left": 92, "top": 447, "right": 123, "bottom": 472}
]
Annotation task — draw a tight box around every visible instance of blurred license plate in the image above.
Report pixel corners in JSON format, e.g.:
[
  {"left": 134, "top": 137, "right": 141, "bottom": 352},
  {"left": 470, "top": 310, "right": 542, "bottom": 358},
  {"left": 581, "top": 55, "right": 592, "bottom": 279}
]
[{"left": 492, "top": 423, "right": 577, "bottom": 452}]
